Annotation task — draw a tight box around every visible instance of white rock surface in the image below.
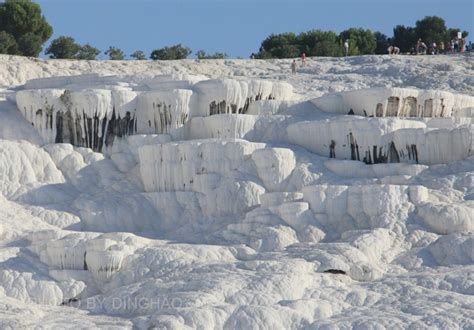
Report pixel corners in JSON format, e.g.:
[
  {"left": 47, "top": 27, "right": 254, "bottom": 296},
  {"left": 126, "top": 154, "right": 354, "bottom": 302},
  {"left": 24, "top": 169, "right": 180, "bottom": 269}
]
[
  {"left": 311, "top": 87, "right": 474, "bottom": 117},
  {"left": 138, "top": 139, "right": 264, "bottom": 192},
  {"left": 288, "top": 117, "right": 472, "bottom": 165},
  {"left": 0, "top": 54, "right": 473, "bottom": 328},
  {"left": 251, "top": 147, "right": 296, "bottom": 191},
  {"left": 15, "top": 75, "right": 294, "bottom": 152}
]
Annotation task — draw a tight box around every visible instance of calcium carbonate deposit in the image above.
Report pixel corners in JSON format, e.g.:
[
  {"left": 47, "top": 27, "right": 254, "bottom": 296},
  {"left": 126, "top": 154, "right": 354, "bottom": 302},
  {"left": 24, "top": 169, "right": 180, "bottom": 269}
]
[{"left": 0, "top": 53, "right": 473, "bottom": 328}]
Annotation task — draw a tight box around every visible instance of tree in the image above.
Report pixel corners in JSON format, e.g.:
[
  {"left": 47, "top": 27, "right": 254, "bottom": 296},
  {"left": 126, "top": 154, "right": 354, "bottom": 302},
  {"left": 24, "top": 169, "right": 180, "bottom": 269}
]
[
  {"left": 0, "top": 0, "right": 53, "bottom": 57},
  {"left": 297, "top": 30, "right": 341, "bottom": 57},
  {"left": 105, "top": 46, "right": 124, "bottom": 60},
  {"left": 130, "top": 50, "right": 146, "bottom": 60},
  {"left": 17, "top": 32, "right": 43, "bottom": 57},
  {"left": 45, "top": 36, "right": 100, "bottom": 60},
  {"left": 0, "top": 31, "right": 19, "bottom": 54},
  {"left": 254, "top": 16, "right": 467, "bottom": 58},
  {"left": 150, "top": 44, "right": 192, "bottom": 60},
  {"left": 446, "top": 28, "right": 469, "bottom": 40},
  {"left": 392, "top": 17, "right": 468, "bottom": 52},
  {"left": 374, "top": 32, "right": 389, "bottom": 54},
  {"left": 257, "top": 32, "right": 299, "bottom": 58},
  {"left": 45, "top": 36, "right": 80, "bottom": 59},
  {"left": 257, "top": 29, "right": 377, "bottom": 58},
  {"left": 196, "top": 50, "right": 227, "bottom": 59},
  {"left": 415, "top": 16, "right": 447, "bottom": 44},
  {"left": 338, "top": 28, "right": 376, "bottom": 55},
  {"left": 392, "top": 25, "right": 417, "bottom": 53},
  {"left": 76, "top": 44, "right": 100, "bottom": 60}
]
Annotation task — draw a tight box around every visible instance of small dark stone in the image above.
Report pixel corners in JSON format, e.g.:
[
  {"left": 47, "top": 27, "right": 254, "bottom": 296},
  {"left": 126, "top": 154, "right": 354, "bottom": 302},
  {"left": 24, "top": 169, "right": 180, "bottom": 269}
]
[
  {"left": 61, "top": 297, "right": 79, "bottom": 305},
  {"left": 323, "top": 269, "right": 347, "bottom": 275}
]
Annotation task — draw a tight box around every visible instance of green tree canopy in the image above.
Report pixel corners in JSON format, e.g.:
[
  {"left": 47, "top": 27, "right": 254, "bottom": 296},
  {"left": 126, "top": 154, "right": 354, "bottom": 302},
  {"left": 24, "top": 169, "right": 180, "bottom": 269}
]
[
  {"left": 196, "top": 50, "right": 227, "bottom": 59},
  {"left": 392, "top": 16, "right": 468, "bottom": 52},
  {"left": 415, "top": 16, "right": 447, "bottom": 44},
  {"left": 298, "top": 30, "right": 341, "bottom": 57},
  {"left": 257, "top": 32, "right": 299, "bottom": 58},
  {"left": 76, "top": 44, "right": 100, "bottom": 60},
  {"left": 130, "top": 50, "right": 146, "bottom": 60},
  {"left": 255, "top": 16, "right": 468, "bottom": 58},
  {"left": 0, "top": 31, "right": 19, "bottom": 54},
  {"left": 338, "top": 28, "right": 376, "bottom": 55},
  {"left": 0, "top": 0, "right": 53, "bottom": 57},
  {"left": 45, "top": 36, "right": 80, "bottom": 59},
  {"left": 374, "top": 31, "right": 389, "bottom": 54},
  {"left": 105, "top": 46, "right": 125, "bottom": 60},
  {"left": 446, "top": 28, "right": 469, "bottom": 40},
  {"left": 257, "top": 29, "right": 376, "bottom": 58},
  {"left": 150, "top": 44, "right": 192, "bottom": 60},
  {"left": 392, "top": 25, "right": 417, "bottom": 53},
  {"left": 17, "top": 32, "right": 43, "bottom": 57},
  {"left": 45, "top": 36, "right": 100, "bottom": 60}
]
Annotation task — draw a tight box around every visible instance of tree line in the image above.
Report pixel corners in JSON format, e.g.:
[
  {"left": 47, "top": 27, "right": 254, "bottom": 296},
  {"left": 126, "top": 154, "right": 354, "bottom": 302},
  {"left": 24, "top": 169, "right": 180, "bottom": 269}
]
[
  {"left": 256, "top": 16, "right": 469, "bottom": 58},
  {"left": 0, "top": 0, "right": 226, "bottom": 60},
  {"left": 0, "top": 0, "right": 469, "bottom": 60}
]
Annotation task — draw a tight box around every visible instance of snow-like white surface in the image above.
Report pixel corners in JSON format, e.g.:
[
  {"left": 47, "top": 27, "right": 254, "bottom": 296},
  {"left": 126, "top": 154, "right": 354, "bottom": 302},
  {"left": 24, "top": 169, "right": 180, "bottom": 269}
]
[
  {"left": 0, "top": 54, "right": 473, "bottom": 328},
  {"left": 311, "top": 87, "right": 474, "bottom": 117},
  {"left": 287, "top": 116, "right": 472, "bottom": 165},
  {"left": 15, "top": 75, "right": 293, "bottom": 152}
]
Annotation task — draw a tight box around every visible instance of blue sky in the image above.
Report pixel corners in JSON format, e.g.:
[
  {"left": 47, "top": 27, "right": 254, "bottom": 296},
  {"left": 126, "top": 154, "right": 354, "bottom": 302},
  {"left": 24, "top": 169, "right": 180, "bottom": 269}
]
[{"left": 36, "top": 0, "right": 473, "bottom": 59}]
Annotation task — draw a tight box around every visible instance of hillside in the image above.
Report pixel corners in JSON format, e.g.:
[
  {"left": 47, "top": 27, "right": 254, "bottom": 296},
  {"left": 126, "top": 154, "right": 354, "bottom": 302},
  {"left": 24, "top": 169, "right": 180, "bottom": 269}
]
[{"left": 0, "top": 54, "right": 473, "bottom": 329}]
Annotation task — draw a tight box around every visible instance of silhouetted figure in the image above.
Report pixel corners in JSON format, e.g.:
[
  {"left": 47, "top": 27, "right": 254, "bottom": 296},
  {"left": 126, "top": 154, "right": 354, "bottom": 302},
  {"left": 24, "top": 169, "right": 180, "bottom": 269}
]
[
  {"left": 388, "top": 46, "right": 400, "bottom": 54},
  {"left": 291, "top": 59, "right": 296, "bottom": 74}
]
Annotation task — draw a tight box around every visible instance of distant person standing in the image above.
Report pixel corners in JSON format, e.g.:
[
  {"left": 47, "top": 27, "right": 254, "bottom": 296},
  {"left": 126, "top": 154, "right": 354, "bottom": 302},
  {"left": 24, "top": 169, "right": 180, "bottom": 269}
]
[
  {"left": 459, "top": 38, "right": 465, "bottom": 52},
  {"left": 416, "top": 38, "right": 422, "bottom": 54},
  {"left": 291, "top": 59, "right": 297, "bottom": 74},
  {"left": 344, "top": 40, "right": 349, "bottom": 56},
  {"left": 447, "top": 41, "right": 452, "bottom": 54},
  {"left": 420, "top": 41, "right": 427, "bottom": 54},
  {"left": 439, "top": 41, "right": 445, "bottom": 54},
  {"left": 301, "top": 52, "right": 306, "bottom": 66}
]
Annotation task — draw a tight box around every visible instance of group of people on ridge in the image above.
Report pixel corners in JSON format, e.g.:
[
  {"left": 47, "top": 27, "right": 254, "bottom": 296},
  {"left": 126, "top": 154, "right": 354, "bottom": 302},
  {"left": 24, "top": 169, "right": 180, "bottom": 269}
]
[
  {"left": 410, "top": 37, "right": 471, "bottom": 55},
  {"left": 279, "top": 36, "right": 473, "bottom": 74}
]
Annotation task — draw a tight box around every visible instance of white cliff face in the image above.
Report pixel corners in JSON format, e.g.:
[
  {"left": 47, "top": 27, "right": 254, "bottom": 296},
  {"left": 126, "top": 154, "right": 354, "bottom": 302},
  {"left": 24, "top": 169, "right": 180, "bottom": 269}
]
[
  {"left": 190, "top": 78, "right": 293, "bottom": 117},
  {"left": 251, "top": 148, "right": 296, "bottom": 191},
  {"left": 0, "top": 140, "right": 65, "bottom": 199},
  {"left": 311, "top": 87, "right": 474, "bottom": 118},
  {"left": 135, "top": 89, "right": 193, "bottom": 135},
  {"left": 287, "top": 117, "right": 472, "bottom": 165},
  {"left": 184, "top": 114, "right": 258, "bottom": 140},
  {"left": 16, "top": 87, "right": 133, "bottom": 152},
  {"left": 138, "top": 139, "right": 265, "bottom": 192},
  {"left": 15, "top": 75, "right": 294, "bottom": 152},
  {"left": 16, "top": 77, "right": 473, "bottom": 167},
  {"left": 302, "top": 184, "right": 418, "bottom": 236},
  {"left": 1, "top": 55, "right": 474, "bottom": 328}
]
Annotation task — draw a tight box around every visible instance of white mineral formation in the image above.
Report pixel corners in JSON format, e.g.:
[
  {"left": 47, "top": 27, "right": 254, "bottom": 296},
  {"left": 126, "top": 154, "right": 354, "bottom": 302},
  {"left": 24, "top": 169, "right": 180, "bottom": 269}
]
[
  {"left": 0, "top": 54, "right": 473, "bottom": 328},
  {"left": 287, "top": 117, "right": 472, "bottom": 164},
  {"left": 15, "top": 75, "right": 294, "bottom": 152},
  {"left": 311, "top": 87, "right": 474, "bottom": 117}
]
